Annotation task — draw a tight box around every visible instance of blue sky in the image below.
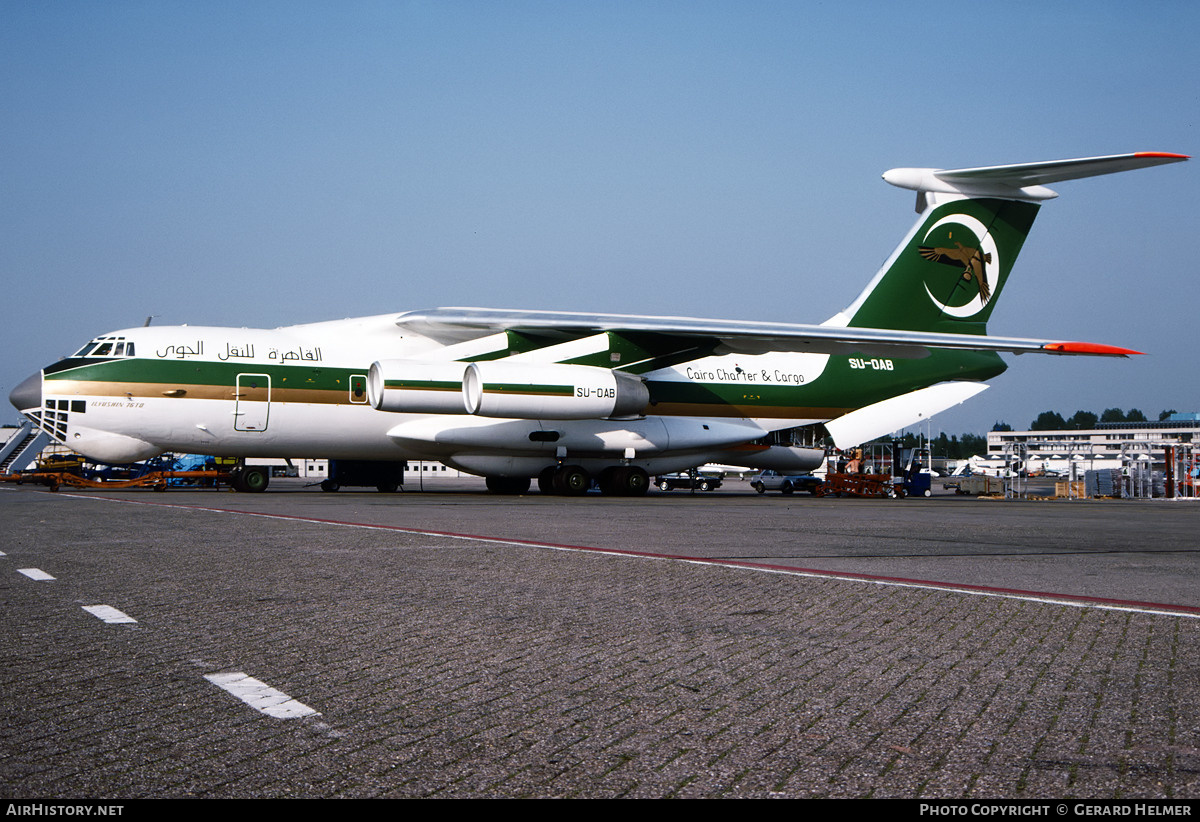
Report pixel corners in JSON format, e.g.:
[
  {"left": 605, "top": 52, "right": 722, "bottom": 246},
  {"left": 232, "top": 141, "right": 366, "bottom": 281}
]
[{"left": 3, "top": 0, "right": 1196, "bottom": 435}]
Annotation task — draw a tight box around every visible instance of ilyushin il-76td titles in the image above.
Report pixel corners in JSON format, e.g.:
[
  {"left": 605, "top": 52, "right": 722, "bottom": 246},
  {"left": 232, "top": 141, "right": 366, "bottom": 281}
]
[{"left": 9, "top": 152, "right": 1188, "bottom": 495}]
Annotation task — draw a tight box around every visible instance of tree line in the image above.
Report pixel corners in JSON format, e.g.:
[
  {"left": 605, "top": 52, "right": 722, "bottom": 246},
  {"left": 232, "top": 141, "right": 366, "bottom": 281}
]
[
  {"left": 1021, "top": 408, "right": 1179, "bottom": 431},
  {"left": 893, "top": 431, "right": 988, "bottom": 461}
]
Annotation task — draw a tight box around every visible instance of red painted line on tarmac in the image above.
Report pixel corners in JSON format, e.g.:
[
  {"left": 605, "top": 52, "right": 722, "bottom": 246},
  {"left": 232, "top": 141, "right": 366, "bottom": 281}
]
[{"left": 59, "top": 492, "right": 1200, "bottom": 618}]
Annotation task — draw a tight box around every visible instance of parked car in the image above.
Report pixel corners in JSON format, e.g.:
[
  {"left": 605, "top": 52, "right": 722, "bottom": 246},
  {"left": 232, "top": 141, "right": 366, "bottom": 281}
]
[
  {"left": 751, "top": 470, "right": 823, "bottom": 495},
  {"left": 655, "top": 472, "right": 723, "bottom": 492}
]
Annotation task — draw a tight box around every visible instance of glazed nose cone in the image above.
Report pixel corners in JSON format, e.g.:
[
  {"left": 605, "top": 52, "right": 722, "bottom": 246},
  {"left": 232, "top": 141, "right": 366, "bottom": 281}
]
[{"left": 9, "top": 371, "right": 42, "bottom": 413}]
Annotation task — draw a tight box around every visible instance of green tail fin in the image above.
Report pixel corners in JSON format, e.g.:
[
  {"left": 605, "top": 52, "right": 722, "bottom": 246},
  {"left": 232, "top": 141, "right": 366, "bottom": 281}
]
[
  {"left": 836, "top": 152, "right": 1188, "bottom": 335},
  {"left": 844, "top": 197, "right": 1040, "bottom": 335}
]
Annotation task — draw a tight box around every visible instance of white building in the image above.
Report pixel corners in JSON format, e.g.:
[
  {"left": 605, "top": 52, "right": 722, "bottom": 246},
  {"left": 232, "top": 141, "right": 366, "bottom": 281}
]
[{"left": 986, "top": 414, "right": 1199, "bottom": 476}]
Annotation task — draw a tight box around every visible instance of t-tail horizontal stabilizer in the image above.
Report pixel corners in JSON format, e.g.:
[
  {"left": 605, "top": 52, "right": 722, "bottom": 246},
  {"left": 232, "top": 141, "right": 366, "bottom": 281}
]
[{"left": 883, "top": 151, "right": 1189, "bottom": 202}]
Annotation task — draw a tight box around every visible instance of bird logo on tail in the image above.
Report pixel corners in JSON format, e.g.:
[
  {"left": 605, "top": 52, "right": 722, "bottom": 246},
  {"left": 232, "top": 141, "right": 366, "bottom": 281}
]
[{"left": 917, "top": 213, "right": 999, "bottom": 318}]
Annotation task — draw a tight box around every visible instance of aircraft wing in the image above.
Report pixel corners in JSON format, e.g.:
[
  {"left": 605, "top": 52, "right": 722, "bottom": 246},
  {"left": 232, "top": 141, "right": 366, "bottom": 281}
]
[{"left": 393, "top": 307, "right": 1141, "bottom": 359}]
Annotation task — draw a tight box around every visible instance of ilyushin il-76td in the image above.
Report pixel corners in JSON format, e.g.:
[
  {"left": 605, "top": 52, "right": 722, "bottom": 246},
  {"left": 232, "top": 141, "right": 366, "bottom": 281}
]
[{"left": 9, "top": 152, "right": 1188, "bottom": 495}]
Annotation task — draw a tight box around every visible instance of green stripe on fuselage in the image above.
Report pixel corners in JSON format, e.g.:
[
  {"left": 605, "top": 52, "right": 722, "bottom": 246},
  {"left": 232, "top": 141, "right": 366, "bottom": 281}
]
[{"left": 43, "top": 357, "right": 358, "bottom": 395}]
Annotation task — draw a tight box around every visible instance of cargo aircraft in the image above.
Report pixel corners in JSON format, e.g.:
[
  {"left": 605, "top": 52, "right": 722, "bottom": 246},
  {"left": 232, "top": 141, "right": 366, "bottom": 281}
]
[{"left": 9, "top": 152, "right": 1187, "bottom": 495}]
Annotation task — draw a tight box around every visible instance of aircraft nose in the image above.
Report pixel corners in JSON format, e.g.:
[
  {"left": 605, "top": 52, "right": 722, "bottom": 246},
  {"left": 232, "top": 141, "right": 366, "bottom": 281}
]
[{"left": 9, "top": 371, "right": 42, "bottom": 413}]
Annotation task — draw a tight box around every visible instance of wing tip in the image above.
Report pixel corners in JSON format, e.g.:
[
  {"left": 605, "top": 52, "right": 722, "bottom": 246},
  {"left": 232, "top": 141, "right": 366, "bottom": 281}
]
[
  {"left": 1042, "top": 342, "right": 1145, "bottom": 357},
  {"left": 1133, "top": 152, "right": 1189, "bottom": 160}
]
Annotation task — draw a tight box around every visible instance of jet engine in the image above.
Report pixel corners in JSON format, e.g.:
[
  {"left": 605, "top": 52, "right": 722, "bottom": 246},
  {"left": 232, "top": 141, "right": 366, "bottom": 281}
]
[
  {"left": 463, "top": 362, "right": 649, "bottom": 419},
  {"left": 367, "top": 360, "right": 468, "bottom": 414}
]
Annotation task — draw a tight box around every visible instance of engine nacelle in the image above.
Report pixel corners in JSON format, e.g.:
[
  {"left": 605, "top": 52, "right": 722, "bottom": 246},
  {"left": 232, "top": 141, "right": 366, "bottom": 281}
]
[
  {"left": 367, "top": 360, "right": 468, "bottom": 414},
  {"left": 463, "top": 362, "right": 649, "bottom": 419}
]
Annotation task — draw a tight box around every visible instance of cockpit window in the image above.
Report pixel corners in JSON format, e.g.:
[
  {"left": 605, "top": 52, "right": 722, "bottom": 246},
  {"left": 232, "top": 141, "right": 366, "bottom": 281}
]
[{"left": 74, "top": 336, "right": 134, "bottom": 358}]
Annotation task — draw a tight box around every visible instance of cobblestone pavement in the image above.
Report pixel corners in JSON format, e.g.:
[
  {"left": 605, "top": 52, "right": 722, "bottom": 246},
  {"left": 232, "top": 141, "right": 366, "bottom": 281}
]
[{"left": 1, "top": 487, "right": 1197, "bottom": 798}]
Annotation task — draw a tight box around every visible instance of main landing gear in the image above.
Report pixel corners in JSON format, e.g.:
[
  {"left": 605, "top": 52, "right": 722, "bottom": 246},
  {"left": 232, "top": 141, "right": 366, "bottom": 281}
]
[
  {"left": 485, "top": 465, "right": 649, "bottom": 496},
  {"left": 521, "top": 464, "right": 649, "bottom": 497}
]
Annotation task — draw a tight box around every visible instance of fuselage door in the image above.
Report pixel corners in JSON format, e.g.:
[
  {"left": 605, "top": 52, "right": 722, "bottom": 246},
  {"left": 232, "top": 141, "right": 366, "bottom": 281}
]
[{"left": 234, "top": 373, "right": 271, "bottom": 432}]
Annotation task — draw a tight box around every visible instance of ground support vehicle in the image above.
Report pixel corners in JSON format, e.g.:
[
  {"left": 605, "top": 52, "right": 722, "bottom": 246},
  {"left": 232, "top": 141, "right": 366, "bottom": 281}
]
[
  {"left": 0, "top": 467, "right": 232, "bottom": 492},
  {"left": 898, "top": 447, "right": 933, "bottom": 497}
]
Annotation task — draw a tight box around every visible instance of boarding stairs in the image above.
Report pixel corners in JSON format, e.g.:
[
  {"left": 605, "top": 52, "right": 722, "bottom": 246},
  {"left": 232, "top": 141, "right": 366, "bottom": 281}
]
[{"left": 0, "top": 421, "right": 50, "bottom": 474}]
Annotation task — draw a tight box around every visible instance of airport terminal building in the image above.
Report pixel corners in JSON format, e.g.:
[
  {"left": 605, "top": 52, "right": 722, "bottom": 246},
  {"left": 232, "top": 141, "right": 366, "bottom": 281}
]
[{"left": 984, "top": 413, "right": 1200, "bottom": 477}]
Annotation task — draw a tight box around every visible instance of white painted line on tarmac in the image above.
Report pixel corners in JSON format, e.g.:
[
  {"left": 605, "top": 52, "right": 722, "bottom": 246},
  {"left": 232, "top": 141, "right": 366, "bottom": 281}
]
[
  {"left": 0, "top": 550, "right": 7, "bottom": 556},
  {"left": 18, "top": 568, "right": 54, "bottom": 580},
  {"left": 82, "top": 604, "right": 137, "bottom": 624},
  {"left": 204, "top": 672, "right": 320, "bottom": 719}
]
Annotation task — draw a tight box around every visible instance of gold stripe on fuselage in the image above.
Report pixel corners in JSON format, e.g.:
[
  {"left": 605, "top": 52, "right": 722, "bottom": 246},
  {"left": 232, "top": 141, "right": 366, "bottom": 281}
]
[
  {"left": 43, "top": 380, "right": 354, "bottom": 406},
  {"left": 45, "top": 381, "right": 846, "bottom": 419}
]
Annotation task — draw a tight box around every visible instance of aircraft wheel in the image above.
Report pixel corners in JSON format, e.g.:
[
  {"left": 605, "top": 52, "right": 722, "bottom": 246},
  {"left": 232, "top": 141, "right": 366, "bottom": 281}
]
[
  {"left": 554, "top": 465, "right": 590, "bottom": 496},
  {"left": 236, "top": 467, "right": 269, "bottom": 493},
  {"left": 623, "top": 466, "right": 649, "bottom": 496},
  {"left": 321, "top": 479, "right": 340, "bottom": 492},
  {"left": 538, "top": 466, "right": 557, "bottom": 494}
]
